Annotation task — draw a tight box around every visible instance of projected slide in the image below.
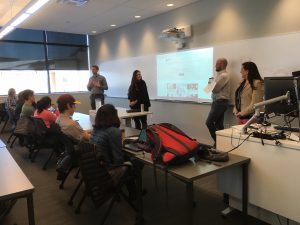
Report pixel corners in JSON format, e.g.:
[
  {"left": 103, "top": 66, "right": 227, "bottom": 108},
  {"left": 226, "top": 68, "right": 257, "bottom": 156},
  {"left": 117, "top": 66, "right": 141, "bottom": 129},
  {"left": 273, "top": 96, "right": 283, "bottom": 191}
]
[{"left": 157, "top": 47, "right": 213, "bottom": 101}]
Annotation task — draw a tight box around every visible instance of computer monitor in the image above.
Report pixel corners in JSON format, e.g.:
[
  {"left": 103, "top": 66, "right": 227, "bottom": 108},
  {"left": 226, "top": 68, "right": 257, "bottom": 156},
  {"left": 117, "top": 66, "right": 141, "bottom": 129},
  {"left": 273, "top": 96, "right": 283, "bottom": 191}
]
[{"left": 264, "top": 76, "right": 299, "bottom": 117}]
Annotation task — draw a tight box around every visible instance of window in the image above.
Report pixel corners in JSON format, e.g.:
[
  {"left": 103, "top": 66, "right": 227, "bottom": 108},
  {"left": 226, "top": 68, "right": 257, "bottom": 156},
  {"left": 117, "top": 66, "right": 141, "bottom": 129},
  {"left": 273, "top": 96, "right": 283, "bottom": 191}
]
[
  {"left": 0, "top": 28, "right": 89, "bottom": 95},
  {"left": 2, "top": 28, "right": 44, "bottom": 43},
  {"left": 0, "top": 71, "right": 48, "bottom": 95},
  {"left": 0, "top": 42, "right": 46, "bottom": 70},
  {"left": 49, "top": 70, "right": 89, "bottom": 93},
  {"left": 46, "top": 31, "right": 87, "bottom": 45},
  {"left": 47, "top": 45, "right": 88, "bottom": 70}
]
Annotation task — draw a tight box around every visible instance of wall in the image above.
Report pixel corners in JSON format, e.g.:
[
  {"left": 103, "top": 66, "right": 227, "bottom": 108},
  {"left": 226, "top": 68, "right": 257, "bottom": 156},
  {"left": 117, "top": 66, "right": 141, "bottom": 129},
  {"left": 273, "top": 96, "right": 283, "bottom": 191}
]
[{"left": 89, "top": 0, "right": 300, "bottom": 146}]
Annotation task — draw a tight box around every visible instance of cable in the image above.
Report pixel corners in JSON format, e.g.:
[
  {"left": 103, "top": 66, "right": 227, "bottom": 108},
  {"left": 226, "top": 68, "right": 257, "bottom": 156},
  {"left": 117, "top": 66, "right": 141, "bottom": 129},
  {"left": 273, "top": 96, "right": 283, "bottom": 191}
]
[{"left": 227, "top": 132, "right": 253, "bottom": 153}]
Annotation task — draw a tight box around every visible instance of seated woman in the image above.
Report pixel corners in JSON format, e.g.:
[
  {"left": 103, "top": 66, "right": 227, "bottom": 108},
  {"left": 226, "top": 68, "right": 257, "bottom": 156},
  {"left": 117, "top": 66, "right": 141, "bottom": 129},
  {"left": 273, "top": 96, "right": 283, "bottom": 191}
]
[
  {"left": 90, "top": 104, "right": 125, "bottom": 164},
  {"left": 5, "top": 88, "right": 17, "bottom": 128},
  {"left": 90, "top": 104, "right": 138, "bottom": 189},
  {"left": 234, "top": 61, "right": 264, "bottom": 124},
  {"left": 34, "top": 96, "right": 59, "bottom": 129}
]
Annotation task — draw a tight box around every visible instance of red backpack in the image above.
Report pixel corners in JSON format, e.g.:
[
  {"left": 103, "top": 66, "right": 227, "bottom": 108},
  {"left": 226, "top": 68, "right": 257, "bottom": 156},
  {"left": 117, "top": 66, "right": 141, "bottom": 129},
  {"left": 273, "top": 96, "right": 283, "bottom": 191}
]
[{"left": 146, "top": 123, "right": 200, "bottom": 165}]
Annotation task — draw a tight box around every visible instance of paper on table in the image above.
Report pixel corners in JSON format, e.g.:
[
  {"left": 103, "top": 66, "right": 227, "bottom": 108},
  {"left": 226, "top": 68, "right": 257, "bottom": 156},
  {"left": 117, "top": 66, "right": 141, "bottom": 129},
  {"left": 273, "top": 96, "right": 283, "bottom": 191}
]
[{"left": 204, "top": 81, "right": 216, "bottom": 94}]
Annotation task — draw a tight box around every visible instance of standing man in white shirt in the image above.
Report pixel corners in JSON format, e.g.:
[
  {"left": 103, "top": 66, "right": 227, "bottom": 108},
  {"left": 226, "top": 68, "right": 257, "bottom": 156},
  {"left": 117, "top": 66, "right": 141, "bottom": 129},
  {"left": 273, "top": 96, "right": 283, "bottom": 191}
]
[
  {"left": 206, "top": 58, "right": 230, "bottom": 147},
  {"left": 87, "top": 65, "right": 108, "bottom": 110}
]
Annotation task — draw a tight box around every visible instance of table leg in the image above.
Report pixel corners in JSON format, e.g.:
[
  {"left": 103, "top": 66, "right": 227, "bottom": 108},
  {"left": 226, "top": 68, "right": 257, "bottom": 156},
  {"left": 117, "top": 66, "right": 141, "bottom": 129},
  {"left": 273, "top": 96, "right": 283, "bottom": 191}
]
[
  {"left": 186, "top": 181, "right": 194, "bottom": 225},
  {"left": 242, "top": 163, "right": 249, "bottom": 224},
  {"left": 125, "top": 118, "right": 132, "bottom": 127},
  {"left": 136, "top": 166, "right": 144, "bottom": 225},
  {"left": 27, "top": 193, "right": 35, "bottom": 225},
  {"left": 165, "top": 169, "right": 169, "bottom": 206}
]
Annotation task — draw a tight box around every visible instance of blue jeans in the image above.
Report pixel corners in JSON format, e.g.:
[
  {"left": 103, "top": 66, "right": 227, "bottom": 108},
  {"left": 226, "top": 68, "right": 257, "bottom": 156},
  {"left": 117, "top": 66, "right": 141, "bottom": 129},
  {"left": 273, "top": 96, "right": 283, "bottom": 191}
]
[{"left": 206, "top": 99, "right": 229, "bottom": 143}]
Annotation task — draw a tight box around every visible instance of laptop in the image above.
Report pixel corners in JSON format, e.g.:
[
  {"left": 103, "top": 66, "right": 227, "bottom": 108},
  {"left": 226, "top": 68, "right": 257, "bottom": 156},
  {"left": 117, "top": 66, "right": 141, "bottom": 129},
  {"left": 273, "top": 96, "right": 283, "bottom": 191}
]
[{"left": 124, "top": 129, "right": 148, "bottom": 152}]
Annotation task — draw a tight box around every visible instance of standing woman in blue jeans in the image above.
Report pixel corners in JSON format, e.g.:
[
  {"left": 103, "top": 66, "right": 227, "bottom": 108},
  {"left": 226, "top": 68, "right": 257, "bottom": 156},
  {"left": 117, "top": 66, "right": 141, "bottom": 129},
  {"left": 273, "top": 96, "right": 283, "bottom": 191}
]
[{"left": 128, "top": 70, "right": 151, "bottom": 129}]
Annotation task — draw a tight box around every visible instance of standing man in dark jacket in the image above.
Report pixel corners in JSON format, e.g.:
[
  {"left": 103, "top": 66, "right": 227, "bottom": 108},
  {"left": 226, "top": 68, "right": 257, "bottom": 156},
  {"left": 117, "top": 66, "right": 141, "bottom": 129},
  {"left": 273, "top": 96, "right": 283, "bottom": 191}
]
[
  {"left": 87, "top": 65, "right": 108, "bottom": 109},
  {"left": 128, "top": 70, "right": 151, "bottom": 129}
]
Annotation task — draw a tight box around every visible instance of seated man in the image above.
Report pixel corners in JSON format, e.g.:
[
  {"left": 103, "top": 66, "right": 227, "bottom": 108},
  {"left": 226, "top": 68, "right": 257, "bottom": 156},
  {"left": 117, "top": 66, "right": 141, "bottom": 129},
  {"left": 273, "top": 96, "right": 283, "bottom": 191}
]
[
  {"left": 20, "top": 89, "right": 36, "bottom": 117},
  {"left": 56, "top": 94, "right": 91, "bottom": 142},
  {"left": 5, "top": 88, "right": 17, "bottom": 128}
]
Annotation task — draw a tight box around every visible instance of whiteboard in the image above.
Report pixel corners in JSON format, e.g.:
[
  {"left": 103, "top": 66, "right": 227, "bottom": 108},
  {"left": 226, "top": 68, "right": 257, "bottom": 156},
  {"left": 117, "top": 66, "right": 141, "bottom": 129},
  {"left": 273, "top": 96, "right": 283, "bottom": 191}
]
[
  {"left": 100, "top": 32, "right": 300, "bottom": 102},
  {"left": 101, "top": 55, "right": 156, "bottom": 98}
]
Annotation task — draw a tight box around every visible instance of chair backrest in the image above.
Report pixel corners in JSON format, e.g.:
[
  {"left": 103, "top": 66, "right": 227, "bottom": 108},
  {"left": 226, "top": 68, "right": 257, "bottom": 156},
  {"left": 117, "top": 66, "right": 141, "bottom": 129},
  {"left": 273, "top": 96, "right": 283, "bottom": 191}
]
[
  {"left": 77, "top": 141, "right": 115, "bottom": 207},
  {"left": 32, "top": 117, "right": 48, "bottom": 138},
  {"left": 14, "top": 116, "right": 35, "bottom": 136},
  {"left": 14, "top": 100, "right": 24, "bottom": 122},
  {"left": 0, "top": 103, "right": 7, "bottom": 121}
]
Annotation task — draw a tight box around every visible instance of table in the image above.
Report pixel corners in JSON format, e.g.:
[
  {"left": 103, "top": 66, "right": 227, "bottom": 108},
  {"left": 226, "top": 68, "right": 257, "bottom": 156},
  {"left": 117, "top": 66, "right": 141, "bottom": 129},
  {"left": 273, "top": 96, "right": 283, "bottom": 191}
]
[
  {"left": 125, "top": 148, "right": 250, "bottom": 225},
  {"left": 0, "top": 145, "right": 35, "bottom": 225},
  {"left": 75, "top": 113, "right": 250, "bottom": 224},
  {"left": 216, "top": 126, "right": 300, "bottom": 223},
  {"left": 89, "top": 107, "right": 152, "bottom": 127}
]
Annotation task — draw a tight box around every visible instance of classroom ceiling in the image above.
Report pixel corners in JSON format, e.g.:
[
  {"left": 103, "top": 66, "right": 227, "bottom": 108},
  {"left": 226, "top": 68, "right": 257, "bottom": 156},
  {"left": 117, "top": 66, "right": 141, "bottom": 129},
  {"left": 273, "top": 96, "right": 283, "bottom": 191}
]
[{"left": 0, "top": 0, "right": 200, "bottom": 35}]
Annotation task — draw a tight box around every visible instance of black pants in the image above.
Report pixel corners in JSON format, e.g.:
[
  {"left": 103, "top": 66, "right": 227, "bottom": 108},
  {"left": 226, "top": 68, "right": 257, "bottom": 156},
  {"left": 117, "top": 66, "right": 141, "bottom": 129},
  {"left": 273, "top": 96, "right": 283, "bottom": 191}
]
[
  {"left": 90, "top": 94, "right": 104, "bottom": 110},
  {"left": 132, "top": 106, "right": 149, "bottom": 130},
  {"left": 133, "top": 116, "right": 147, "bottom": 130},
  {"left": 206, "top": 99, "right": 229, "bottom": 143}
]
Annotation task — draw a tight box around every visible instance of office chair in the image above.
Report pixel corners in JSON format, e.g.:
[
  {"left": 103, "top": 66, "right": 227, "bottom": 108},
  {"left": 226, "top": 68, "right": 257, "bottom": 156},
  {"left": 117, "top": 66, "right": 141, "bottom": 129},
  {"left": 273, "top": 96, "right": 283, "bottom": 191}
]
[
  {"left": 29, "top": 117, "right": 62, "bottom": 170},
  {"left": 73, "top": 141, "right": 136, "bottom": 225},
  {"left": 0, "top": 103, "right": 9, "bottom": 133},
  {"left": 56, "top": 134, "right": 79, "bottom": 189}
]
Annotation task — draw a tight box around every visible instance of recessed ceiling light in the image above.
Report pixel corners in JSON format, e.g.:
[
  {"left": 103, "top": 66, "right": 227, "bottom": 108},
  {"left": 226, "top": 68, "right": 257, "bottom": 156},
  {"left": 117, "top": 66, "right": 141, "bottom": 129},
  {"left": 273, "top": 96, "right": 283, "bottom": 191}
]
[
  {"left": 134, "top": 15, "right": 141, "bottom": 18},
  {"left": 166, "top": 3, "right": 174, "bottom": 7},
  {"left": 91, "top": 31, "right": 97, "bottom": 34},
  {"left": 110, "top": 24, "right": 116, "bottom": 27}
]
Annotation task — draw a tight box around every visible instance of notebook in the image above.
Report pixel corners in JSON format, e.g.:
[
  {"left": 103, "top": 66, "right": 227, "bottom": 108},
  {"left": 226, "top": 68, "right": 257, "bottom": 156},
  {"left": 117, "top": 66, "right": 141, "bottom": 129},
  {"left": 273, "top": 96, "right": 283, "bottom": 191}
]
[{"left": 124, "top": 129, "right": 147, "bottom": 152}]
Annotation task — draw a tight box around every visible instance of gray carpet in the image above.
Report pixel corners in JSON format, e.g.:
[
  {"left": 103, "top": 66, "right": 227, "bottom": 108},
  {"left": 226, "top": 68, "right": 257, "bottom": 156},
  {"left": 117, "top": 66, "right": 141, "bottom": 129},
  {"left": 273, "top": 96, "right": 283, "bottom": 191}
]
[{"left": 0, "top": 131, "right": 268, "bottom": 225}]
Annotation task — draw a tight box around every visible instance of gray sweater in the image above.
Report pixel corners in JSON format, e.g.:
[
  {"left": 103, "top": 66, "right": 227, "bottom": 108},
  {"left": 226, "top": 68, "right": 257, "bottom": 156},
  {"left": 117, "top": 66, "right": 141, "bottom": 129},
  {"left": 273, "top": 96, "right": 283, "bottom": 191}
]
[
  {"left": 212, "top": 70, "right": 230, "bottom": 101},
  {"left": 87, "top": 74, "right": 108, "bottom": 94}
]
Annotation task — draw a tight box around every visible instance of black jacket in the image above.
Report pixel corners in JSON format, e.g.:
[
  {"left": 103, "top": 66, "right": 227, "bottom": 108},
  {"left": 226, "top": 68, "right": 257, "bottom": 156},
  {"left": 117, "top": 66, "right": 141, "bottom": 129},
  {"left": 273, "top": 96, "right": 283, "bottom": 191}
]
[{"left": 128, "top": 80, "right": 151, "bottom": 110}]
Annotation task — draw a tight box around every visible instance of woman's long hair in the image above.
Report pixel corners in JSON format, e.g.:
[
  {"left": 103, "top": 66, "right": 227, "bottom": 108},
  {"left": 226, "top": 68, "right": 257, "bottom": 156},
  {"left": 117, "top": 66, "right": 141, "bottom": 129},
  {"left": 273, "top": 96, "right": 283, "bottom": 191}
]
[
  {"left": 36, "top": 96, "right": 51, "bottom": 114},
  {"left": 242, "top": 62, "right": 263, "bottom": 90},
  {"left": 128, "top": 70, "right": 141, "bottom": 96},
  {"left": 94, "top": 104, "right": 120, "bottom": 129}
]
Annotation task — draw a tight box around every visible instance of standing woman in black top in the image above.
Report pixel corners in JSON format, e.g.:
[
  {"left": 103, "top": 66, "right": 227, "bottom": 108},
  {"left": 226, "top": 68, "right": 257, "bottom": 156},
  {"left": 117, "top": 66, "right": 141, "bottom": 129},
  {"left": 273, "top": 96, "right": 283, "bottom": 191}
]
[{"left": 128, "top": 70, "right": 151, "bottom": 129}]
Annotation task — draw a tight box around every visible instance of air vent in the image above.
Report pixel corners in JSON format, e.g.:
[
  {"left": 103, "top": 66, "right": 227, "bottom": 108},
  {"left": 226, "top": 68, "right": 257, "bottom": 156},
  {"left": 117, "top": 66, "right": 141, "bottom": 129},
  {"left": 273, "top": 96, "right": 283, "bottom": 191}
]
[{"left": 56, "top": 0, "right": 90, "bottom": 7}]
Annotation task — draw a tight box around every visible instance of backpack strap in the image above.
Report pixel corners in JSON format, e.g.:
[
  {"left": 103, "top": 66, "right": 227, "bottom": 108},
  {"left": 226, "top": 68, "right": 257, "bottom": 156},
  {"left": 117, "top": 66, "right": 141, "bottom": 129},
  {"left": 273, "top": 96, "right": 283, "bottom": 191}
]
[
  {"left": 154, "top": 125, "right": 192, "bottom": 153},
  {"left": 147, "top": 126, "right": 162, "bottom": 163},
  {"left": 159, "top": 123, "right": 195, "bottom": 141},
  {"left": 147, "top": 125, "right": 162, "bottom": 190}
]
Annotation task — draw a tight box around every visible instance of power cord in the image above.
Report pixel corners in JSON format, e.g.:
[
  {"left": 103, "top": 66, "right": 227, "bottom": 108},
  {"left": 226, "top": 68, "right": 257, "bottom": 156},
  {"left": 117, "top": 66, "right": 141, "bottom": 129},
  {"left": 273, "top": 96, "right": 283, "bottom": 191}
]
[{"left": 227, "top": 132, "right": 253, "bottom": 153}]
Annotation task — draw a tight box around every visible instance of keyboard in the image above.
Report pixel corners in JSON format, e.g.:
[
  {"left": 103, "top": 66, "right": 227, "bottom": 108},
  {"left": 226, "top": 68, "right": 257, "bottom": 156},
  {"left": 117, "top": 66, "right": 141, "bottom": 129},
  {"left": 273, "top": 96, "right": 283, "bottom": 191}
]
[{"left": 274, "top": 126, "right": 299, "bottom": 132}]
